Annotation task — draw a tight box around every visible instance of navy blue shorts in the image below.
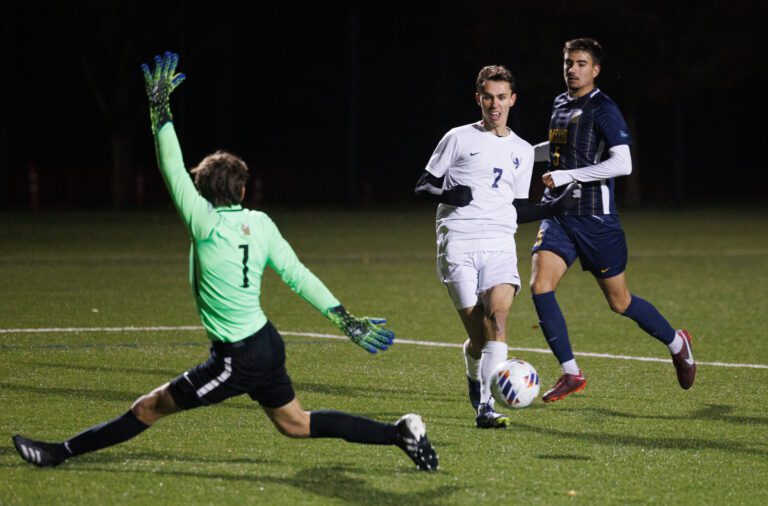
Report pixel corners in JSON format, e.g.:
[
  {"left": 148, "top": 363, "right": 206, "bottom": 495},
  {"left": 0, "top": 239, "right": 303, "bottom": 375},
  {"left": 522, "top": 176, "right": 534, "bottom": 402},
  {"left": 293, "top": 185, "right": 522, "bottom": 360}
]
[
  {"left": 169, "top": 321, "right": 296, "bottom": 410},
  {"left": 531, "top": 215, "right": 627, "bottom": 278}
]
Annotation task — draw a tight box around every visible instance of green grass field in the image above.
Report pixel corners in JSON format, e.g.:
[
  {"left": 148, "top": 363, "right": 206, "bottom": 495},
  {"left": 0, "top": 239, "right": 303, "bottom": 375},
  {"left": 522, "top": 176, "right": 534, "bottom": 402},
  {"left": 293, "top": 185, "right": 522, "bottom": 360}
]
[{"left": 1, "top": 208, "right": 767, "bottom": 504}]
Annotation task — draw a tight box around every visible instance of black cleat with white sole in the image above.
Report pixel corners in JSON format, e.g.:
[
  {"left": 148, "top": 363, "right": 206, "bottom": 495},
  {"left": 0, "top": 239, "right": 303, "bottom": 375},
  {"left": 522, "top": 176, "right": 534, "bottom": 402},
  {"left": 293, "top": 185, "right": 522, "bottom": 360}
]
[
  {"left": 395, "top": 414, "right": 438, "bottom": 471},
  {"left": 12, "top": 435, "right": 68, "bottom": 468},
  {"left": 475, "top": 403, "right": 510, "bottom": 429}
]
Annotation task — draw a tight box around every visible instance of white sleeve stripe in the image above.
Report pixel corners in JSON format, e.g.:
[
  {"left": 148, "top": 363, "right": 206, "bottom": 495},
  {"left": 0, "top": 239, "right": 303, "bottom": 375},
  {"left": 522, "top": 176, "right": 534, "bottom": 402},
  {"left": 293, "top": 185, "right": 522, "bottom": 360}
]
[{"left": 601, "top": 181, "right": 611, "bottom": 214}]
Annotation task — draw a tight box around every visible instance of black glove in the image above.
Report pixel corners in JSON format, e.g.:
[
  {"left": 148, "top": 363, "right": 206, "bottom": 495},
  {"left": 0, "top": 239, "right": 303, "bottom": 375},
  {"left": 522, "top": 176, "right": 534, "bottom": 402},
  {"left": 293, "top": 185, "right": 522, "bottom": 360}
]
[
  {"left": 514, "top": 182, "right": 582, "bottom": 223},
  {"left": 415, "top": 172, "right": 473, "bottom": 207},
  {"left": 441, "top": 185, "right": 473, "bottom": 207},
  {"left": 550, "top": 182, "right": 582, "bottom": 213}
]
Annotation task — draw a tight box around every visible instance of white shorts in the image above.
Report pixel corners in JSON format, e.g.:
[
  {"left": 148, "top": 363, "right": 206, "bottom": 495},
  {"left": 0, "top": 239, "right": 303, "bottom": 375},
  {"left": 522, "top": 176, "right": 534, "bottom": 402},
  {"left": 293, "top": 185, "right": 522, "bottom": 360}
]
[{"left": 437, "top": 251, "right": 521, "bottom": 310}]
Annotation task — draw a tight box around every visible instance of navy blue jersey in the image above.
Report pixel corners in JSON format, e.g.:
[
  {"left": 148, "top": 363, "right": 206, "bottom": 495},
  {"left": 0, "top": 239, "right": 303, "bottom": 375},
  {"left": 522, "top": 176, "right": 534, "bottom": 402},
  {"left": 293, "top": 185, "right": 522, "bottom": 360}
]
[{"left": 542, "top": 89, "right": 631, "bottom": 215}]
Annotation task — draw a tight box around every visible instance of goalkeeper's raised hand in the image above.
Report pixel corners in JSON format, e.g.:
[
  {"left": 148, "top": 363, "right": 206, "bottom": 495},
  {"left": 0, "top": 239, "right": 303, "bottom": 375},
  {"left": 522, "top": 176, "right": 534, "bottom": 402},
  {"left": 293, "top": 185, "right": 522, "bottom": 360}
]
[
  {"left": 141, "top": 51, "right": 186, "bottom": 134},
  {"left": 327, "top": 305, "right": 395, "bottom": 354}
]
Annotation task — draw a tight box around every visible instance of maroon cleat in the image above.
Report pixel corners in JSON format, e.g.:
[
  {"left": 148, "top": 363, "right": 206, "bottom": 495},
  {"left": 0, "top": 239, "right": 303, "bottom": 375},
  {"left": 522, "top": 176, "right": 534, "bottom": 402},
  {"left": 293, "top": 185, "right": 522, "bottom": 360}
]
[
  {"left": 542, "top": 371, "right": 586, "bottom": 403},
  {"left": 672, "top": 329, "right": 696, "bottom": 389}
]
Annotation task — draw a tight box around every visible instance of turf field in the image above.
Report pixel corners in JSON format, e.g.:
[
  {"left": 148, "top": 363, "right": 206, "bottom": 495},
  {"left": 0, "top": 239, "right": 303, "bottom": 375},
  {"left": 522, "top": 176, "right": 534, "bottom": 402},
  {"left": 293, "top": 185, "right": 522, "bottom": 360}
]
[{"left": 1, "top": 208, "right": 767, "bottom": 504}]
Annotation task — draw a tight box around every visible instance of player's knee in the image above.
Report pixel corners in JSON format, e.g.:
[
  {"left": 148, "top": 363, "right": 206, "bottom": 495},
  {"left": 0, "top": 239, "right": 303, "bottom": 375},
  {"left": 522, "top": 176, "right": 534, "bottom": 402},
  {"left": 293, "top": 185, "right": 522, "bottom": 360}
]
[
  {"left": 273, "top": 411, "right": 310, "bottom": 439},
  {"left": 131, "top": 388, "right": 176, "bottom": 425},
  {"left": 608, "top": 295, "right": 631, "bottom": 314},
  {"left": 131, "top": 393, "right": 160, "bottom": 425},
  {"left": 530, "top": 278, "right": 553, "bottom": 295}
]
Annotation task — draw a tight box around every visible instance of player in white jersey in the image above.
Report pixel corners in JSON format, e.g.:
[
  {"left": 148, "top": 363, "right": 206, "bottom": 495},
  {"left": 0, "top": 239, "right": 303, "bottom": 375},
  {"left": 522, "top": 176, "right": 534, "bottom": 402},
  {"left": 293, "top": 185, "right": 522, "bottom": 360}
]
[{"left": 416, "top": 66, "right": 580, "bottom": 428}]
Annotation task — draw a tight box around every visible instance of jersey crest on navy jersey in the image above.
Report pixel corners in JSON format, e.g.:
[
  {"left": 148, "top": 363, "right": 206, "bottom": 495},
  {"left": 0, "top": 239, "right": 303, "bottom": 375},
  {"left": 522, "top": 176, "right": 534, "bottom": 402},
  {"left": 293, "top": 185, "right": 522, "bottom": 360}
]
[{"left": 543, "top": 88, "right": 631, "bottom": 215}]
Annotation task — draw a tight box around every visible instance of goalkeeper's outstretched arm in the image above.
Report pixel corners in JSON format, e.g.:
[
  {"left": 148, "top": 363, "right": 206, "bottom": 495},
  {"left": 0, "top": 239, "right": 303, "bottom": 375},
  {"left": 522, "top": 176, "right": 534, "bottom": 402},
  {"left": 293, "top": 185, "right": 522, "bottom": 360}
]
[
  {"left": 141, "top": 52, "right": 217, "bottom": 240},
  {"left": 264, "top": 214, "right": 395, "bottom": 354}
]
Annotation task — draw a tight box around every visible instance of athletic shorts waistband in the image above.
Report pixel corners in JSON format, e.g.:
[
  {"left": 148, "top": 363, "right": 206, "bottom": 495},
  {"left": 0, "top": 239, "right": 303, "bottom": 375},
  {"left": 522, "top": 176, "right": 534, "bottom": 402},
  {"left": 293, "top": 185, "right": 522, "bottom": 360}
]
[{"left": 211, "top": 322, "right": 275, "bottom": 355}]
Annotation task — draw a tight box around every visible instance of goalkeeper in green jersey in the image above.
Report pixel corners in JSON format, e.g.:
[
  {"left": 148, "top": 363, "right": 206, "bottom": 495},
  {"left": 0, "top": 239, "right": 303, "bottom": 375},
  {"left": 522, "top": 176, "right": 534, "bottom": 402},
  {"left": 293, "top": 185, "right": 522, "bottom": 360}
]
[{"left": 12, "top": 52, "right": 437, "bottom": 472}]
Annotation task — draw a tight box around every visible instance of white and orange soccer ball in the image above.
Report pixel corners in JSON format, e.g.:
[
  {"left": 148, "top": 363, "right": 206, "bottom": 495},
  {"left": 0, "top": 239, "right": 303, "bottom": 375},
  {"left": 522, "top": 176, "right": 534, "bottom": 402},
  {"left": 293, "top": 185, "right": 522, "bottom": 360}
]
[{"left": 491, "top": 359, "right": 541, "bottom": 409}]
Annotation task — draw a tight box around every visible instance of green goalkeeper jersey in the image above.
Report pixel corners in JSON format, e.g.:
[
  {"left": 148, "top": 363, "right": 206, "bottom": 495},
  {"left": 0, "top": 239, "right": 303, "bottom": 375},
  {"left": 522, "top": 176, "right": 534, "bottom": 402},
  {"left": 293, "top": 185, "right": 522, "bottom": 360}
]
[{"left": 155, "top": 123, "right": 340, "bottom": 342}]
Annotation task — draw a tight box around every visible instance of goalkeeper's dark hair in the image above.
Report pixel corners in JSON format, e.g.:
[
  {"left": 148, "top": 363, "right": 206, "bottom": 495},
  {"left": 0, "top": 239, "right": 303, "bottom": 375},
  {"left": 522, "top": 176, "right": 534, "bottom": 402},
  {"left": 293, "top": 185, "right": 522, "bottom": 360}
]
[
  {"left": 475, "top": 65, "right": 516, "bottom": 93},
  {"left": 564, "top": 37, "right": 603, "bottom": 65},
  {"left": 190, "top": 151, "right": 249, "bottom": 206}
]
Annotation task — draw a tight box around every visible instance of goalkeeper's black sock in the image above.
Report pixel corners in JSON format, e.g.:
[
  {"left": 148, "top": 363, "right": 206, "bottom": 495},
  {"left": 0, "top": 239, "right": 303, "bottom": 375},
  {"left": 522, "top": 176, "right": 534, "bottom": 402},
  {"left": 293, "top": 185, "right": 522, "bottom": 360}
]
[
  {"left": 64, "top": 410, "right": 150, "bottom": 457},
  {"left": 309, "top": 410, "right": 398, "bottom": 445}
]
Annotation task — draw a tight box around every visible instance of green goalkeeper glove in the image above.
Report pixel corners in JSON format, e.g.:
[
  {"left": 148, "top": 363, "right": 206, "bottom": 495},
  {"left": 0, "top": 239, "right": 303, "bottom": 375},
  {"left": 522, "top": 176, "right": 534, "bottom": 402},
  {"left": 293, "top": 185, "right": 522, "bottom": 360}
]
[
  {"left": 327, "top": 305, "right": 395, "bottom": 354},
  {"left": 141, "top": 51, "right": 186, "bottom": 134}
]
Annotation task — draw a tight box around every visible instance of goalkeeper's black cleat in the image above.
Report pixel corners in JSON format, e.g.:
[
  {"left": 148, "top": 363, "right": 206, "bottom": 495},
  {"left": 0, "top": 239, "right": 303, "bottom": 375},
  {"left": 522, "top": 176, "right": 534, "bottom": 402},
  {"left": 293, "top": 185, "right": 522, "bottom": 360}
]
[
  {"left": 12, "top": 435, "right": 68, "bottom": 467},
  {"left": 395, "top": 414, "right": 438, "bottom": 471},
  {"left": 467, "top": 376, "right": 481, "bottom": 411}
]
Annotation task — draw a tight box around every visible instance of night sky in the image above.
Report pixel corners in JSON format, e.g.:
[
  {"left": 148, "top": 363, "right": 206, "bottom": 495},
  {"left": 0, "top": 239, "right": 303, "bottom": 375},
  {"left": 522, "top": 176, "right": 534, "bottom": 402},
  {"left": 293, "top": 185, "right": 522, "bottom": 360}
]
[{"left": 1, "top": 0, "right": 765, "bottom": 209}]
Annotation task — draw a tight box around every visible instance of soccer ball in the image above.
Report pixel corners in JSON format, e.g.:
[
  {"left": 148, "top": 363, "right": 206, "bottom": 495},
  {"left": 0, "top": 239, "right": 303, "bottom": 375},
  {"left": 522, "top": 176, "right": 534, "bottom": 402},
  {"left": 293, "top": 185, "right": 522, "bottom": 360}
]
[{"left": 491, "top": 359, "right": 541, "bottom": 409}]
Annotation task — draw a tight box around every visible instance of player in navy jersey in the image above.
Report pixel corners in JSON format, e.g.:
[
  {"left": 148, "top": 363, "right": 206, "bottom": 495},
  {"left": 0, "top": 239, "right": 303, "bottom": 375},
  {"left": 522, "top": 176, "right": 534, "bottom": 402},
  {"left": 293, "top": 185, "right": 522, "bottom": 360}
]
[{"left": 529, "top": 38, "right": 696, "bottom": 402}]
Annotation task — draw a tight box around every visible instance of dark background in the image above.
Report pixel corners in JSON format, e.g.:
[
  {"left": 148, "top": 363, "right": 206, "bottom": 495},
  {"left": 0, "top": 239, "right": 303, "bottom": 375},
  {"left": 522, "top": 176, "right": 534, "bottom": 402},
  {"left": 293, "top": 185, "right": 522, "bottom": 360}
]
[{"left": 1, "top": 0, "right": 764, "bottom": 210}]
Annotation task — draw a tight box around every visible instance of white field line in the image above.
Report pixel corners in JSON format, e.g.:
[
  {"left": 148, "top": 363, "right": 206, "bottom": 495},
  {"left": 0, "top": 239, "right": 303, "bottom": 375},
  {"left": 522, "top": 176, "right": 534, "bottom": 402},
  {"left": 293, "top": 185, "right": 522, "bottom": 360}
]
[
  {"left": 1, "top": 248, "right": 767, "bottom": 264},
  {"left": 1, "top": 325, "right": 766, "bottom": 370}
]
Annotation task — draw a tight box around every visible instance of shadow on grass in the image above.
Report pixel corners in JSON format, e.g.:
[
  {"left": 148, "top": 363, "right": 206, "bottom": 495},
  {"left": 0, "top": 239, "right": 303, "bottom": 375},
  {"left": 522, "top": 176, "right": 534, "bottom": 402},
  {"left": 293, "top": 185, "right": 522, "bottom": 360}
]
[
  {"left": 535, "top": 454, "right": 593, "bottom": 461},
  {"left": 0, "top": 382, "right": 142, "bottom": 403},
  {"left": 0, "top": 341, "right": 202, "bottom": 351},
  {"left": 69, "top": 449, "right": 276, "bottom": 466},
  {"left": 28, "top": 361, "right": 181, "bottom": 378},
  {"left": 0, "top": 378, "right": 456, "bottom": 408},
  {"left": 0, "top": 381, "right": 271, "bottom": 416},
  {"left": 0, "top": 447, "right": 274, "bottom": 469},
  {"left": 49, "top": 461, "right": 457, "bottom": 504},
  {"left": 294, "top": 381, "right": 457, "bottom": 402},
  {"left": 582, "top": 404, "right": 768, "bottom": 427},
  {"left": 509, "top": 419, "right": 768, "bottom": 457}
]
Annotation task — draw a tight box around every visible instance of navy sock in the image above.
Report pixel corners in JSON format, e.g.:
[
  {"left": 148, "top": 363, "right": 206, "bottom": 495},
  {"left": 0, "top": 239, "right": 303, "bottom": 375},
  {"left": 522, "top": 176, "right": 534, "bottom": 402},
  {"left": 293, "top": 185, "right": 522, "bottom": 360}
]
[
  {"left": 310, "top": 411, "right": 398, "bottom": 445},
  {"left": 622, "top": 295, "right": 676, "bottom": 345},
  {"left": 532, "top": 291, "right": 574, "bottom": 364},
  {"left": 65, "top": 410, "right": 150, "bottom": 457}
]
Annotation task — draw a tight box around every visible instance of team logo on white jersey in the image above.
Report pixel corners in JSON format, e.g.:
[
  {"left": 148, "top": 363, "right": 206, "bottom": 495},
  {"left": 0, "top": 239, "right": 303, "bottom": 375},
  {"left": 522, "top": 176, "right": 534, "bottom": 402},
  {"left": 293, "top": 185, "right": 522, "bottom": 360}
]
[{"left": 512, "top": 155, "right": 521, "bottom": 169}]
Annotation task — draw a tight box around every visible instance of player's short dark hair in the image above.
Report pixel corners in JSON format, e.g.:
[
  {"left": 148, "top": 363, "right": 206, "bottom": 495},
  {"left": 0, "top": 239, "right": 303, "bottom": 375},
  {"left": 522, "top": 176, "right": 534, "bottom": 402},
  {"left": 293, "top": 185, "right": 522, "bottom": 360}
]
[
  {"left": 190, "top": 150, "right": 249, "bottom": 207},
  {"left": 475, "top": 65, "right": 516, "bottom": 93},
  {"left": 564, "top": 38, "right": 603, "bottom": 65}
]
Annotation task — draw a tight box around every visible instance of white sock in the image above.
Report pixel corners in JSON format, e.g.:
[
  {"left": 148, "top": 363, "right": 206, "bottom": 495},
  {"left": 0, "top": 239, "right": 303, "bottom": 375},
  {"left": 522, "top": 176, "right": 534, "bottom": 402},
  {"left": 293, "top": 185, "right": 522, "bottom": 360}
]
[
  {"left": 668, "top": 332, "right": 683, "bottom": 354},
  {"left": 480, "top": 341, "right": 508, "bottom": 406},
  {"left": 463, "top": 339, "right": 481, "bottom": 380},
  {"left": 561, "top": 359, "right": 580, "bottom": 376}
]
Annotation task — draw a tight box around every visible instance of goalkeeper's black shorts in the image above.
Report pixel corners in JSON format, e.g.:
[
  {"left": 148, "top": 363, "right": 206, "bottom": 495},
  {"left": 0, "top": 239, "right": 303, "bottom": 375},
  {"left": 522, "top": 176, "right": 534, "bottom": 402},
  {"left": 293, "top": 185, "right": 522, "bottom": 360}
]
[{"left": 169, "top": 321, "right": 296, "bottom": 409}]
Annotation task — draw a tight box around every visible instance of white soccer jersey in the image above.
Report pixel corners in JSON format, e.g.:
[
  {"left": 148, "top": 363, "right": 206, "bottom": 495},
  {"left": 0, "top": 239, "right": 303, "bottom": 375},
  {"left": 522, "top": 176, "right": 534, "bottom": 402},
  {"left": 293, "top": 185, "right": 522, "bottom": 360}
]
[{"left": 426, "top": 122, "right": 534, "bottom": 255}]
